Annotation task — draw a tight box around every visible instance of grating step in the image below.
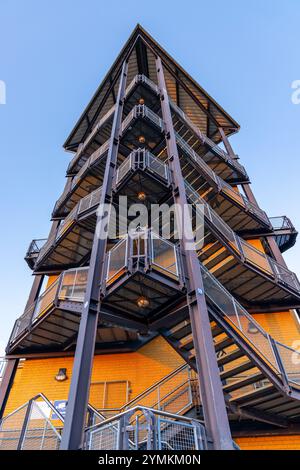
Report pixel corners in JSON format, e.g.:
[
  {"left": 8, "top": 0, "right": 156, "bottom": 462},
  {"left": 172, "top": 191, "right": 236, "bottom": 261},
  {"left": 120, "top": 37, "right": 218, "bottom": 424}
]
[
  {"left": 230, "top": 383, "right": 276, "bottom": 407},
  {"left": 217, "top": 348, "right": 244, "bottom": 367},
  {"left": 220, "top": 359, "right": 255, "bottom": 381},
  {"left": 214, "top": 336, "right": 234, "bottom": 353},
  {"left": 222, "top": 372, "right": 265, "bottom": 394}
]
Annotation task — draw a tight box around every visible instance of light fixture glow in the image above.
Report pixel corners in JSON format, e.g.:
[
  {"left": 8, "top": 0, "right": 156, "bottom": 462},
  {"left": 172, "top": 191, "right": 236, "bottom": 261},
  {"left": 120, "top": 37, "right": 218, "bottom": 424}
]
[
  {"left": 137, "top": 191, "right": 146, "bottom": 201},
  {"left": 139, "top": 98, "right": 145, "bottom": 105},
  {"left": 138, "top": 135, "right": 146, "bottom": 144},
  {"left": 136, "top": 296, "right": 150, "bottom": 308}
]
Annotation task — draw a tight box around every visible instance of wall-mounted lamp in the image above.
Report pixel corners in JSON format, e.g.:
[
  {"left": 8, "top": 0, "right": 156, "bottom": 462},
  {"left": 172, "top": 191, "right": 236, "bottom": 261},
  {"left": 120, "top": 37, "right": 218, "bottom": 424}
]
[
  {"left": 55, "top": 368, "right": 68, "bottom": 382},
  {"left": 247, "top": 321, "right": 259, "bottom": 335}
]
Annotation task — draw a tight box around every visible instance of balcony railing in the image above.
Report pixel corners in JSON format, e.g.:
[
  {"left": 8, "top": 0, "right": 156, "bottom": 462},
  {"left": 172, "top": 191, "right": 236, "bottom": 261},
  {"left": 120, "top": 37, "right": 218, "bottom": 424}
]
[
  {"left": 9, "top": 267, "right": 89, "bottom": 345},
  {"left": 176, "top": 133, "right": 270, "bottom": 227},
  {"left": 115, "top": 149, "right": 169, "bottom": 186},
  {"left": 270, "top": 216, "right": 295, "bottom": 232},
  {"left": 201, "top": 263, "right": 300, "bottom": 390},
  {"left": 38, "top": 187, "right": 102, "bottom": 265},
  {"left": 105, "top": 229, "right": 181, "bottom": 287},
  {"left": 25, "top": 239, "right": 47, "bottom": 258},
  {"left": 67, "top": 75, "right": 159, "bottom": 175},
  {"left": 0, "top": 358, "right": 7, "bottom": 384},
  {"left": 25, "top": 239, "right": 48, "bottom": 268},
  {"left": 125, "top": 74, "right": 159, "bottom": 97},
  {"left": 54, "top": 140, "right": 109, "bottom": 216},
  {"left": 121, "top": 104, "right": 164, "bottom": 134},
  {"left": 169, "top": 98, "right": 248, "bottom": 179},
  {"left": 185, "top": 182, "right": 300, "bottom": 293}
]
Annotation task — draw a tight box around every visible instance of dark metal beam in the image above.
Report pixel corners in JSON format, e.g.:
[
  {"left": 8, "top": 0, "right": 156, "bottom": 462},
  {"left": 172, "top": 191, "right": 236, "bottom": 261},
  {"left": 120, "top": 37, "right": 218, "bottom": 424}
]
[
  {"left": 0, "top": 359, "right": 19, "bottom": 419},
  {"left": 156, "top": 56, "right": 234, "bottom": 450},
  {"left": 60, "top": 60, "right": 128, "bottom": 450}
]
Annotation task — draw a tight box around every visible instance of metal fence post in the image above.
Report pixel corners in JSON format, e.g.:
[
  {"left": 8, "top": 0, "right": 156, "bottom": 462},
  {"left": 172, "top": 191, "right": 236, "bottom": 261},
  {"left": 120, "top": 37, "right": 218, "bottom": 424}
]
[
  {"left": 17, "top": 399, "right": 33, "bottom": 450},
  {"left": 270, "top": 337, "right": 291, "bottom": 394}
]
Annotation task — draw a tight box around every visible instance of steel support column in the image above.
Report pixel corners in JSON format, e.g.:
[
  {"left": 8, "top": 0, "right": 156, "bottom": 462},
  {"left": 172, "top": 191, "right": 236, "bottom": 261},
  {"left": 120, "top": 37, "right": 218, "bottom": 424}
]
[
  {"left": 60, "top": 60, "right": 128, "bottom": 450},
  {"left": 24, "top": 275, "right": 44, "bottom": 311},
  {"left": 0, "top": 359, "right": 19, "bottom": 419},
  {"left": 156, "top": 57, "right": 233, "bottom": 450},
  {"left": 218, "top": 127, "right": 237, "bottom": 160}
]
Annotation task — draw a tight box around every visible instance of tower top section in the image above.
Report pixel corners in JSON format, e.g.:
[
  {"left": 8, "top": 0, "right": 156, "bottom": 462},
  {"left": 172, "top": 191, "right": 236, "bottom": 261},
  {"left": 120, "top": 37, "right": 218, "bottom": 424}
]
[{"left": 64, "top": 24, "right": 240, "bottom": 152}]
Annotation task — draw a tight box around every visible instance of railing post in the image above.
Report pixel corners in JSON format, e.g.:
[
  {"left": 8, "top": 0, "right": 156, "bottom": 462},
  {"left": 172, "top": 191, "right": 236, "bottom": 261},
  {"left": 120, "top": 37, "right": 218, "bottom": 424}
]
[
  {"left": 143, "top": 409, "right": 156, "bottom": 450},
  {"left": 0, "top": 359, "right": 19, "bottom": 419},
  {"left": 17, "top": 399, "right": 33, "bottom": 450},
  {"left": 60, "top": 60, "right": 128, "bottom": 450},
  {"left": 156, "top": 55, "right": 234, "bottom": 450},
  {"left": 270, "top": 337, "right": 291, "bottom": 394}
]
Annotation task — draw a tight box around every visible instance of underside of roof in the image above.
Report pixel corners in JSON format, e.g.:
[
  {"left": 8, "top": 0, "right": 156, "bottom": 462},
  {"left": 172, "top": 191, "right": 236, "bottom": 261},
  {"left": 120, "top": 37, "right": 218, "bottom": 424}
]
[{"left": 63, "top": 24, "right": 240, "bottom": 152}]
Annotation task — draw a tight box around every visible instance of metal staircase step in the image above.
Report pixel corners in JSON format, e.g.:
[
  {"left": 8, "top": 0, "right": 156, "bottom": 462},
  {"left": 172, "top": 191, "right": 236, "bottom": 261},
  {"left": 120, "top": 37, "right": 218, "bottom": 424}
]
[
  {"left": 210, "top": 322, "right": 223, "bottom": 338},
  {"left": 217, "top": 348, "right": 244, "bottom": 367},
  {"left": 220, "top": 359, "right": 255, "bottom": 380},
  {"left": 222, "top": 372, "right": 265, "bottom": 394},
  {"left": 214, "top": 336, "right": 234, "bottom": 353},
  {"left": 166, "top": 320, "right": 191, "bottom": 340},
  {"left": 178, "top": 333, "right": 193, "bottom": 351},
  {"left": 229, "top": 383, "right": 276, "bottom": 407}
]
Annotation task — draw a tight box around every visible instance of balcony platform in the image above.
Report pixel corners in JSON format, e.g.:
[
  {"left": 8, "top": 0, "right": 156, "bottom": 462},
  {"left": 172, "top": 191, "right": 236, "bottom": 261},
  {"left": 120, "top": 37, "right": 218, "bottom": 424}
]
[
  {"left": 113, "top": 149, "right": 170, "bottom": 204},
  {"left": 270, "top": 216, "right": 298, "bottom": 253},
  {"left": 7, "top": 267, "right": 153, "bottom": 355},
  {"left": 101, "top": 230, "right": 185, "bottom": 320}
]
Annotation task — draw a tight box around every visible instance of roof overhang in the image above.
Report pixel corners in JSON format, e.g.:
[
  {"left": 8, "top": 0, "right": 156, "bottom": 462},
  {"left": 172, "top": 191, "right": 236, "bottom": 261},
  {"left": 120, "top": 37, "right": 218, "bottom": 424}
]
[{"left": 63, "top": 24, "right": 240, "bottom": 152}]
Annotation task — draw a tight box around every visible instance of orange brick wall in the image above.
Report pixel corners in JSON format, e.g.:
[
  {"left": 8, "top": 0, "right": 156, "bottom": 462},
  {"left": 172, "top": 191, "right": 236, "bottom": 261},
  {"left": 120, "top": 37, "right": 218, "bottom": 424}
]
[
  {"left": 253, "top": 310, "right": 300, "bottom": 347},
  {"left": 236, "top": 435, "right": 300, "bottom": 450},
  {"left": 4, "top": 336, "right": 184, "bottom": 416}
]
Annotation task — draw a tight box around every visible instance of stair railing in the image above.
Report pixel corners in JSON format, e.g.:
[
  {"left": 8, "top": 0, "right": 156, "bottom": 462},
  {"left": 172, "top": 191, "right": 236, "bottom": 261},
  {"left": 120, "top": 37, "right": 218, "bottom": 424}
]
[
  {"left": 200, "top": 263, "right": 300, "bottom": 392},
  {"left": 85, "top": 405, "right": 206, "bottom": 451},
  {"left": 185, "top": 180, "right": 300, "bottom": 294}
]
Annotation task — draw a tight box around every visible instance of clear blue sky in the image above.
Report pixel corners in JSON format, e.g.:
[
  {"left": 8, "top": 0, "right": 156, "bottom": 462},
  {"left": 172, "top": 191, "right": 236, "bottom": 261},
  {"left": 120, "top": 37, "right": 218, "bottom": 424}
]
[{"left": 0, "top": 0, "right": 299, "bottom": 354}]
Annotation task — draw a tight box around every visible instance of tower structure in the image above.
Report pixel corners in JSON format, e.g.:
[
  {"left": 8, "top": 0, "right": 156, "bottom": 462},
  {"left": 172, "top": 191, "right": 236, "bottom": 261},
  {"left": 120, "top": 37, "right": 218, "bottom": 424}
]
[{"left": 1, "top": 25, "right": 300, "bottom": 451}]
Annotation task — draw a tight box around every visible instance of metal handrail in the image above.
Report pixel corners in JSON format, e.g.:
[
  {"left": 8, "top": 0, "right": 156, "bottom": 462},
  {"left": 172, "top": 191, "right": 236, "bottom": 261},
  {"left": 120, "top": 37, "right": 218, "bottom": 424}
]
[
  {"left": 185, "top": 181, "right": 300, "bottom": 293},
  {"left": 176, "top": 133, "right": 270, "bottom": 226},
  {"left": 200, "top": 263, "right": 300, "bottom": 391},
  {"left": 54, "top": 140, "right": 109, "bottom": 215},
  {"left": 10, "top": 267, "right": 89, "bottom": 345},
  {"left": 115, "top": 148, "right": 169, "bottom": 186},
  {"left": 86, "top": 405, "right": 204, "bottom": 433},
  {"left": 0, "top": 358, "right": 8, "bottom": 382},
  {"left": 95, "top": 364, "right": 192, "bottom": 417},
  {"left": 270, "top": 216, "right": 295, "bottom": 231},
  {"left": 105, "top": 229, "right": 181, "bottom": 286},
  {"left": 169, "top": 98, "right": 247, "bottom": 178},
  {"left": 25, "top": 239, "right": 47, "bottom": 258},
  {"left": 67, "top": 74, "right": 159, "bottom": 175},
  {"left": 38, "top": 187, "right": 102, "bottom": 264}
]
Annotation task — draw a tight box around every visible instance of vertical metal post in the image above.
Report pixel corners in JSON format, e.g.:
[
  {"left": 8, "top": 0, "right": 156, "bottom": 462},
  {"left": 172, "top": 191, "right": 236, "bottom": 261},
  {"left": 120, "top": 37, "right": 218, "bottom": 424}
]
[
  {"left": 60, "top": 60, "right": 128, "bottom": 450},
  {"left": 218, "top": 127, "right": 237, "bottom": 160},
  {"left": 0, "top": 359, "right": 19, "bottom": 419},
  {"left": 156, "top": 56, "right": 233, "bottom": 450},
  {"left": 17, "top": 398, "right": 33, "bottom": 450},
  {"left": 24, "top": 275, "right": 44, "bottom": 311}
]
